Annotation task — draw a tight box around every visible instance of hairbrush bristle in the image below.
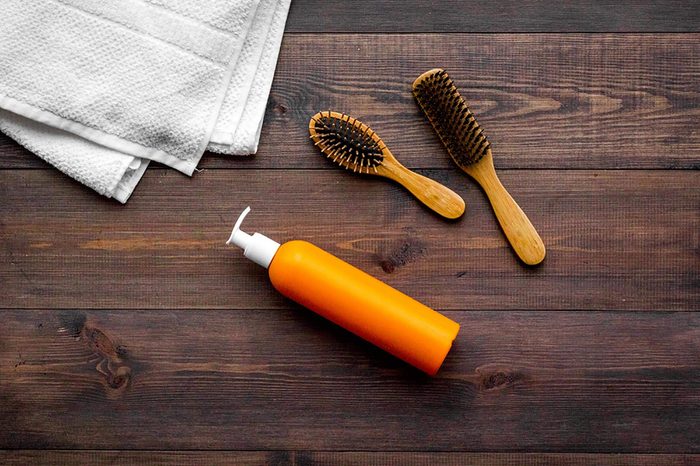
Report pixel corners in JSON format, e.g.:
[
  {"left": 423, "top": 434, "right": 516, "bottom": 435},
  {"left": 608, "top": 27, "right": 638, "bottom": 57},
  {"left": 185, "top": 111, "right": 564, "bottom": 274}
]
[
  {"left": 309, "top": 111, "right": 385, "bottom": 173},
  {"left": 412, "top": 69, "right": 490, "bottom": 166}
]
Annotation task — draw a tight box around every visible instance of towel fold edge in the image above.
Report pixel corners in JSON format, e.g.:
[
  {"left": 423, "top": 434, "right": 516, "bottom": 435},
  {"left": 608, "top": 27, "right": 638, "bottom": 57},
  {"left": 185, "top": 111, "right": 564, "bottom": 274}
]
[{"left": 113, "top": 158, "right": 150, "bottom": 203}]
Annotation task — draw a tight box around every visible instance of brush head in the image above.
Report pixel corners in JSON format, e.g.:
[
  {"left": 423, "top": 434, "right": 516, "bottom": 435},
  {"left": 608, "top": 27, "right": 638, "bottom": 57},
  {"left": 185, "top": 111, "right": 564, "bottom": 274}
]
[
  {"left": 412, "top": 68, "right": 490, "bottom": 167},
  {"left": 309, "top": 111, "right": 386, "bottom": 173}
]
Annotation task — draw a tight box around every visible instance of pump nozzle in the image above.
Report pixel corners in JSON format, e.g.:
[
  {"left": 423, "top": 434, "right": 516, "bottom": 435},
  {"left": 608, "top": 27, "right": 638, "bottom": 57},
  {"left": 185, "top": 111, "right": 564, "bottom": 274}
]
[
  {"left": 226, "top": 206, "right": 281, "bottom": 268},
  {"left": 226, "top": 206, "right": 253, "bottom": 247}
]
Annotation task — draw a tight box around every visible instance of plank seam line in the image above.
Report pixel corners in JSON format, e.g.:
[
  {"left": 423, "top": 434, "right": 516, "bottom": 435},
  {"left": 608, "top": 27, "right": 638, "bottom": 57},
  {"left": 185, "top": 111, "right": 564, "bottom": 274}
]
[
  {"left": 0, "top": 308, "right": 696, "bottom": 313},
  {"left": 1, "top": 167, "right": 699, "bottom": 172},
  {"left": 283, "top": 31, "right": 700, "bottom": 35},
  {"left": 1, "top": 449, "right": 699, "bottom": 454}
]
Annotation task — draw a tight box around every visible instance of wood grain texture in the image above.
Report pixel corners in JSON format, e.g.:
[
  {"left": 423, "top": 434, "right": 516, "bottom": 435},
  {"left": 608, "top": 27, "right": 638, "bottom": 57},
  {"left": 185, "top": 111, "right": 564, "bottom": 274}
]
[
  {"left": 1, "top": 451, "right": 698, "bottom": 466},
  {"left": 1, "top": 309, "right": 698, "bottom": 451},
  {"left": 286, "top": 1, "right": 700, "bottom": 33},
  {"left": 1, "top": 3, "right": 699, "bottom": 458},
  {"left": 1, "top": 169, "right": 697, "bottom": 311},
  {"left": 461, "top": 152, "right": 547, "bottom": 265},
  {"left": 2, "top": 34, "right": 699, "bottom": 170}
]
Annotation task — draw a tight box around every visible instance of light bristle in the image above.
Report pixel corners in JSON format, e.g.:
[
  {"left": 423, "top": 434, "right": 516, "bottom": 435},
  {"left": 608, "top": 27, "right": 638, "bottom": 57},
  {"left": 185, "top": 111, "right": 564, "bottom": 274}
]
[
  {"left": 309, "top": 111, "right": 385, "bottom": 173},
  {"left": 412, "top": 69, "right": 490, "bottom": 166}
]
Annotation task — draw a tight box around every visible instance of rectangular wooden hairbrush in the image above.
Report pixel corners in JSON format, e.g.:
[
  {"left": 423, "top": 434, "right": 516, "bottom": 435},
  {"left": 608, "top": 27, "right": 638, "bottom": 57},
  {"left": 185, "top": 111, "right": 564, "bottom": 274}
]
[{"left": 413, "top": 69, "right": 546, "bottom": 265}]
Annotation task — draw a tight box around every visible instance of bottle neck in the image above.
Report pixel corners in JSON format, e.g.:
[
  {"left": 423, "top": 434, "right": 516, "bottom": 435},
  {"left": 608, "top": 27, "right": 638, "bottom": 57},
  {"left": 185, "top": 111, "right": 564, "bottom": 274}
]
[
  {"left": 240, "top": 233, "right": 280, "bottom": 268},
  {"left": 226, "top": 207, "right": 280, "bottom": 268}
]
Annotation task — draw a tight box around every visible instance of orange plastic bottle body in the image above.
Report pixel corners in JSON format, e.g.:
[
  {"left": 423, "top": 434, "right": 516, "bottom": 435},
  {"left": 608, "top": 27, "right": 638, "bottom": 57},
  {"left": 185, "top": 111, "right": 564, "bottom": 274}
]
[{"left": 268, "top": 240, "right": 459, "bottom": 375}]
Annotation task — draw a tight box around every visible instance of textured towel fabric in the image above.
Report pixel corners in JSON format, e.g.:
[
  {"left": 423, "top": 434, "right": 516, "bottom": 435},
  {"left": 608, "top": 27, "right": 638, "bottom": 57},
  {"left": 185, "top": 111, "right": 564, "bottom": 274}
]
[
  {"left": 0, "top": 0, "right": 291, "bottom": 202},
  {"left": 0, "top": 109, "right": 148, "bottom": 202},
  {"left": 209, "top": 0, "right": 291, "bottom": 154}
]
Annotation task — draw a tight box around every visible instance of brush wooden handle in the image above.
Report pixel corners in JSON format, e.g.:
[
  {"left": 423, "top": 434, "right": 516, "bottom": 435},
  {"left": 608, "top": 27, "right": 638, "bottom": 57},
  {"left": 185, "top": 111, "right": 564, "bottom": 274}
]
[
  {"left": 381, "top": 160, "right": 465, "bottom": 219},
  {"left": 466, "top": 152, "right": 546, "bottom": 265}
]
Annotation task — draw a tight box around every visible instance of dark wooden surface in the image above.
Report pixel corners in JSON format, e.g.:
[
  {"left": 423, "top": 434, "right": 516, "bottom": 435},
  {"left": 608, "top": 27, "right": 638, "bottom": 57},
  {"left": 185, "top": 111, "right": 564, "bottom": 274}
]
[
  {"left": 4, "top": 34, "right": 700, "bottom": 170},
  {"left": 2, "top": 309, "right": 699, "bottom": 451},
  {"left": 2, "top": 170, "right": 698, "bottom": 311},
  {"left": 1, "top": 452, "right": 699, "bottom": 466},
  {"left": 1, "top": 2, "right": 699, "bottom": 465},
  {"left": 285, "top": 1, "right": 700, "bottom": 32}
]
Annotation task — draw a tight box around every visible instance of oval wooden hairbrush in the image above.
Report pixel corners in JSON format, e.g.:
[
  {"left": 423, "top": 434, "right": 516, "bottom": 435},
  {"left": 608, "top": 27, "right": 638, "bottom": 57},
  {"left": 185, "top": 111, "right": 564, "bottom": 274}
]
[
  {"left": 309, "top": 110, "right": 465, "bottom": 219},
  {"left": 412, "top": 69, "right": 546, "bottom": 265}
]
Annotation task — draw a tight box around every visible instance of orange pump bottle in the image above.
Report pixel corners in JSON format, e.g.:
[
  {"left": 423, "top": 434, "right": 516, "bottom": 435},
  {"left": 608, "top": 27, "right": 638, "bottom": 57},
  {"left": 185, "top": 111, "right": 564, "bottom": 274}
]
[{"left": 227, "top": 207, "right": 459, "bottom": 375}]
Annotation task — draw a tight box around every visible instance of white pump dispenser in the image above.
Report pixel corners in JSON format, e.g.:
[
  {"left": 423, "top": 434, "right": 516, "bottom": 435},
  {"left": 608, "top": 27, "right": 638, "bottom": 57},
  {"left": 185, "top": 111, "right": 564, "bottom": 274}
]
[{"left": 226, "top": 206, "right": 280, "bottom": 268}]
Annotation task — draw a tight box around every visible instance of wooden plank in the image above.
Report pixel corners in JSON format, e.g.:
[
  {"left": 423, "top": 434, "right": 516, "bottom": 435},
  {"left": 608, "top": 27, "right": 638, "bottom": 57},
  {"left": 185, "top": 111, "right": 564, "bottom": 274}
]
[
  {"left": 1, "top": 309, "right": 698, "bottom": 451},
  {"left": 1, "top": 169, "right": 697, "bottom": 311},
  {"left": 0, "top": 133, "right": 26, "bottom": 167},
  {"left": 2, "top": 34, "right": 699, "bottom": 170},
  {"left": 286, "top": 1, "right": 700, "bottom": 33},
  {"left": 1, "top": 451, "right": 698, "bottom": 466}
]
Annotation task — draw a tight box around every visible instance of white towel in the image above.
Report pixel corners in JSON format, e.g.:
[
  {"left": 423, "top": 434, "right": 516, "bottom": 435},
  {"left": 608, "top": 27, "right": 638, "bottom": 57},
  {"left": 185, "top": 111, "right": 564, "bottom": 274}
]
[{"left": 0, "top": 0, "right": 291, "bottom": 202}]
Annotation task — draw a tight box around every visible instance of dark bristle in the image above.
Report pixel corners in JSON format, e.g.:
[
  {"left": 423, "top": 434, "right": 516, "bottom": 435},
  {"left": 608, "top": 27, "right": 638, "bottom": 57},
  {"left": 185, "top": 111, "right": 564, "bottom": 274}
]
[
  {"left": 413, "top": 69, "right": 490, "bottom": 166},
  {"left": 310, "top": 111, "right": 384, "bottom": 173}
]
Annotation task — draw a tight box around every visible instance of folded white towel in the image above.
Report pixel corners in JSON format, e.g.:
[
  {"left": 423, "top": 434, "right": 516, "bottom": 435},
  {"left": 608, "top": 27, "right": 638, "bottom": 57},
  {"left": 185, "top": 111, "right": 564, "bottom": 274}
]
[
  {"left": 0, "top": 0, "right": 291, "bottom": 202},
  {"left": 209, "top": 0, "right": 291, "bottom": 155},
  {"left": 0, "top": 109, "right": 149, "bottom": 202}
]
